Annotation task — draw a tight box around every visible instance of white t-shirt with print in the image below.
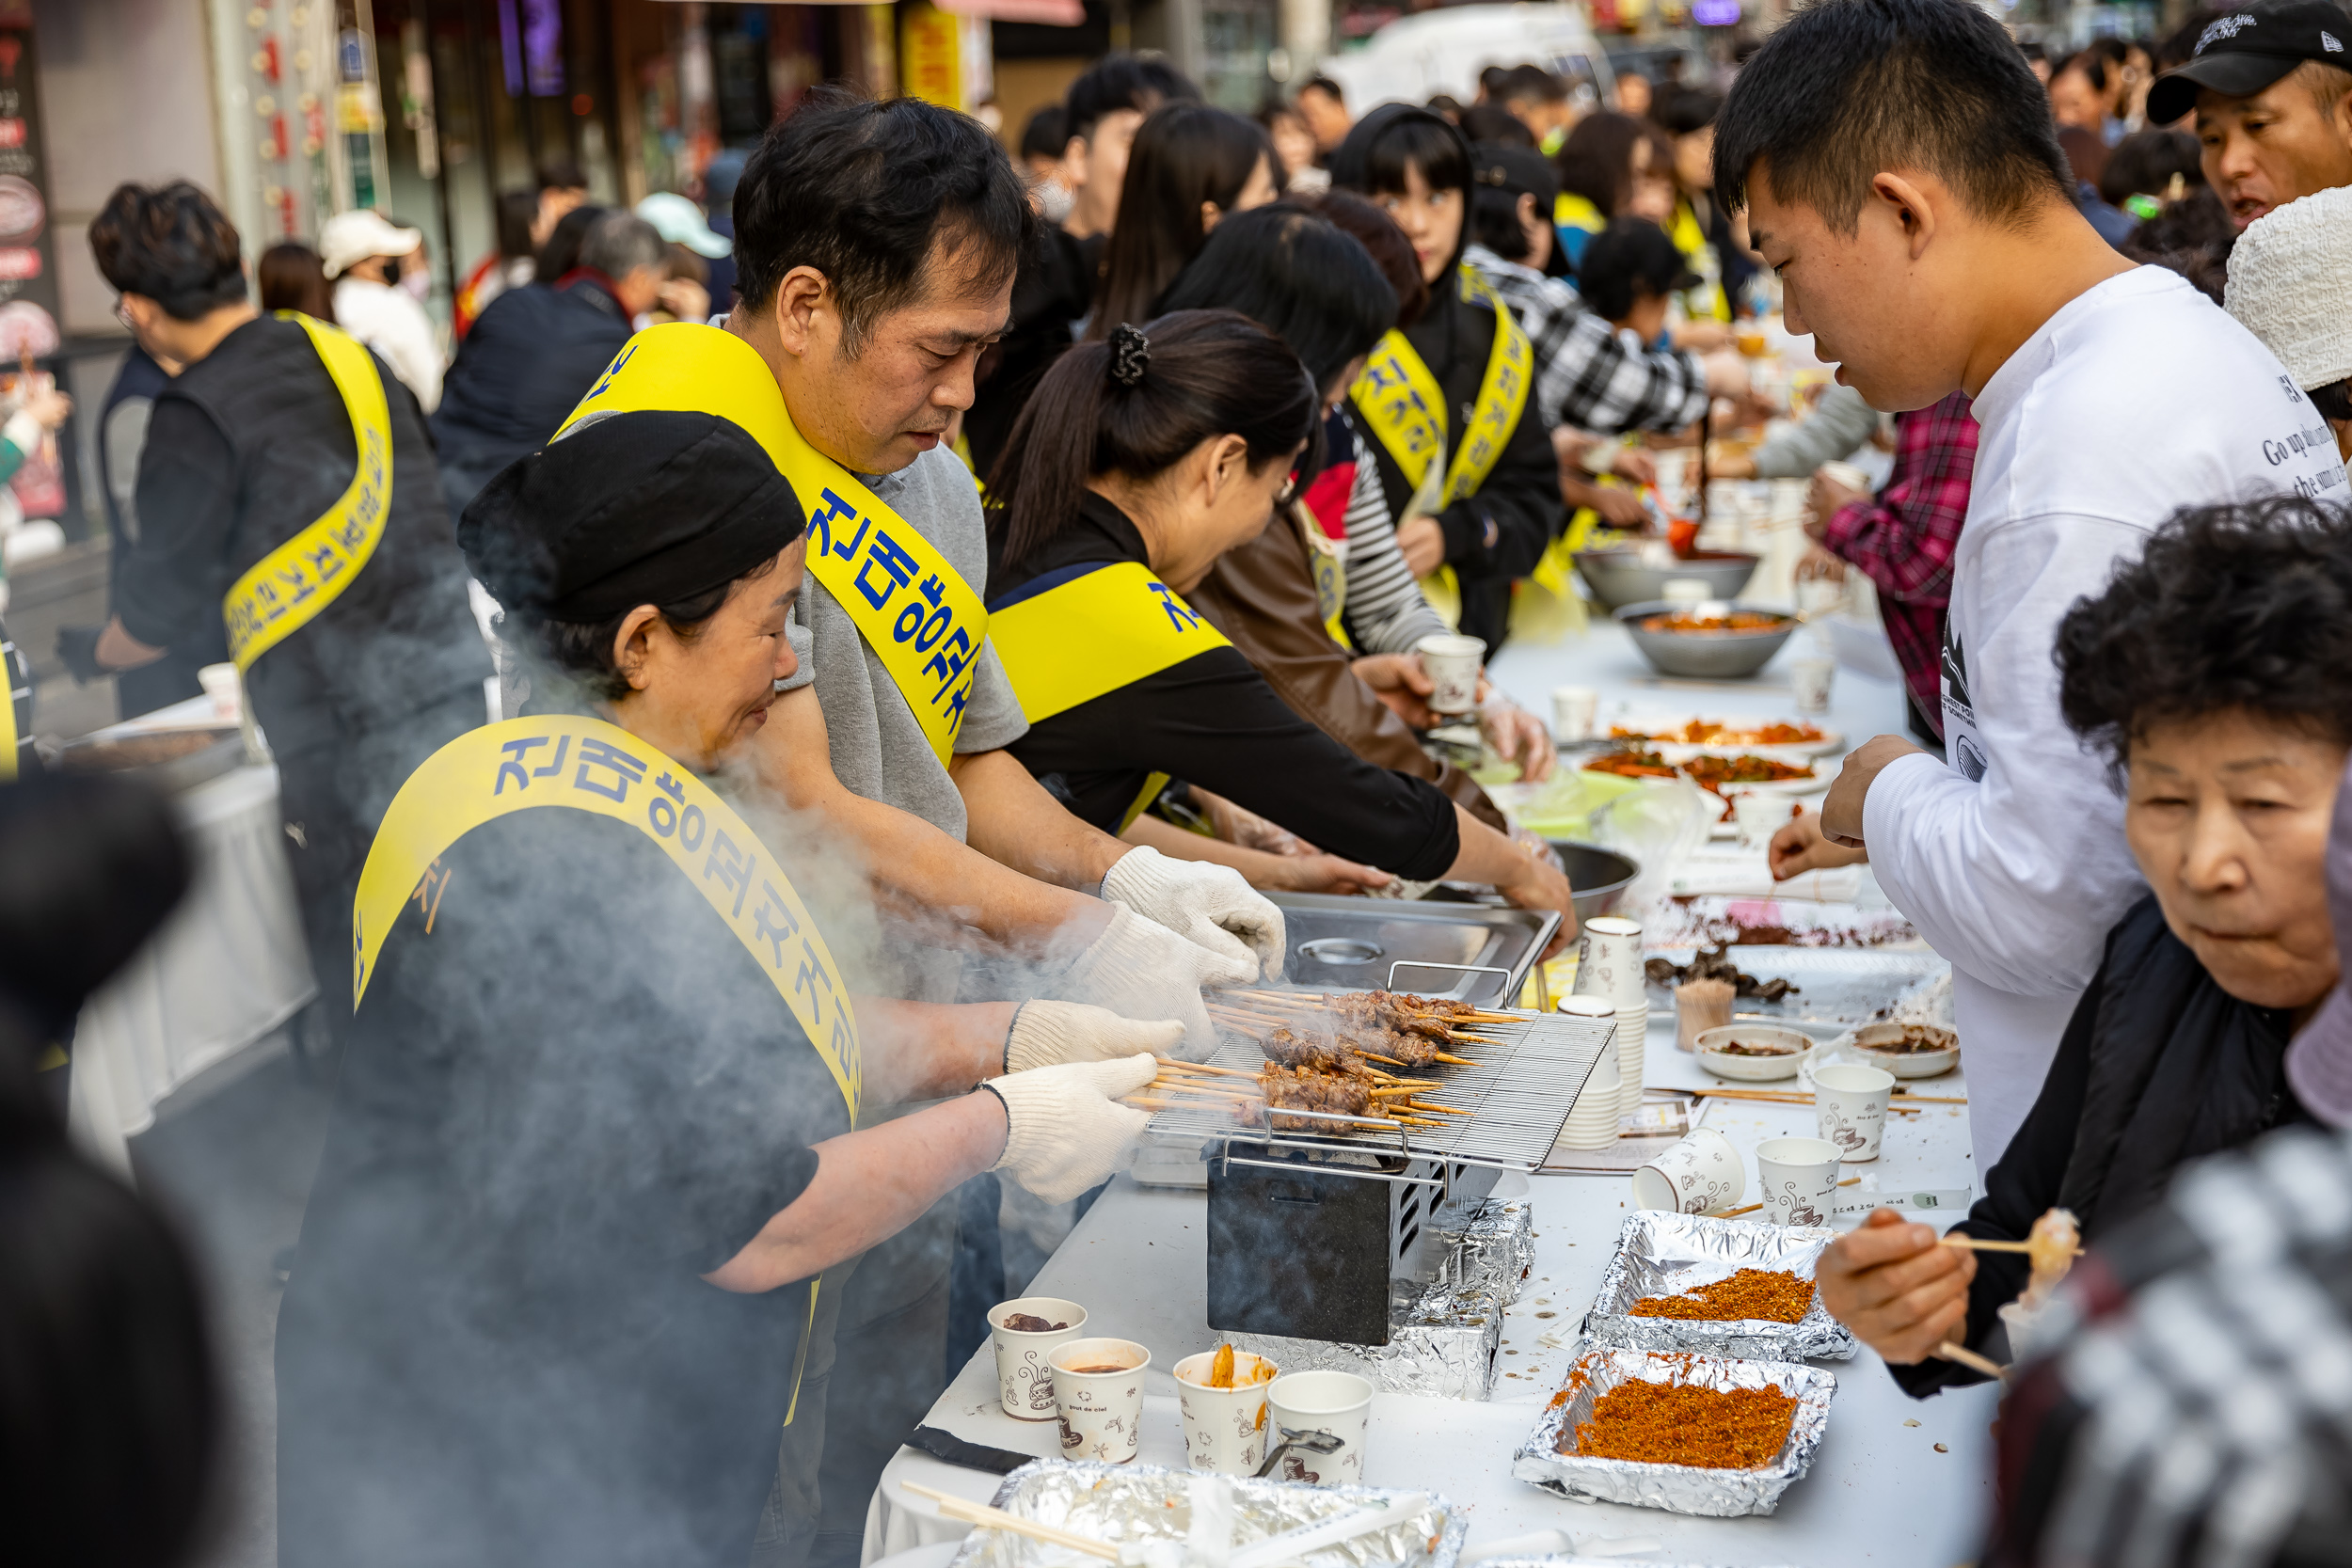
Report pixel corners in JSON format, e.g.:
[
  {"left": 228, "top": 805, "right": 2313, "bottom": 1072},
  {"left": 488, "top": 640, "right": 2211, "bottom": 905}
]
[{"left": 1864, "top": 265, "right": 2348, "bottom": 1174}]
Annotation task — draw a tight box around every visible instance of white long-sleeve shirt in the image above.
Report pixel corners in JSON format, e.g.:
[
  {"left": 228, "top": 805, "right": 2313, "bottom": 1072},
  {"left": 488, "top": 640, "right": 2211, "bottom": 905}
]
[
  {"left": 1863, "top": 266, "right": 2348, "bottom": 1174},
  {"left": 332, "top": 277, "right": 445, "bottom": 414}
]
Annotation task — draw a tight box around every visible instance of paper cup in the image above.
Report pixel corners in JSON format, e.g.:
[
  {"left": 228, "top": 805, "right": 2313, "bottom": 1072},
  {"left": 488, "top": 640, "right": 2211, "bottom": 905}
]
[
  {"left": 1549, "top": 684, "right": 1598, "bottom": 742},
  {"left": 1791, "top": 656, "right": 1836, "bottom": 716},
  {"left": 198, "top": 661, "right": 242, "bottom": 720},
  {"left": 1414, "top": 633, "right": 1486, "bottom": 715},
  {"left": 1264, "top": 1370, "right": 1374, "bottom": 1485},
  {"left": 1818, "top": 459, "right": 1871, "bottom": 492},
  {"left": 1173, "top": 1349, "right": 1279, "bottom": 1475},
  {"left": 1049, "top": 1337, "right": 1151, "bottom": 1464},
  {"left": 1631, "top": 1127, "right": 1744, "bottom": 1213},
  {"left": 1815, "top": 1062, "right": 1896, "bottom": 1163},
  {"left": 1572, "top": 916, "right": 1645, "bottom": 1008},
  {"left": 1733, "top": 790, "right": 1794, "bottom": 850},
  {"left": 1613, "top": 1003, "right": 1648, "bottom": 1120},
  {"left": 990, "top": 1296, "right": 1088, "bottom": 1420},
  {"left": 1553, "top": 996, "right": 1621, "bottom": 1151},
  {"left": 1756, "top": 1136, "right": 1842, "bottom": 1227}
]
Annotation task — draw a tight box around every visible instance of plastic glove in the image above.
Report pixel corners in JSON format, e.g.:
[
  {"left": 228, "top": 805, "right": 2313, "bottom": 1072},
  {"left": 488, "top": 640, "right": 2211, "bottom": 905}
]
[
  {"left": 1006, "top": 999, "right": 1185, "bottom": 1073},
  {"left": 985, "top": 1053, "right": 1156, "bottom": 1205},
  {"left": 1059, "top": 904, "right": 1256, "bottom": 1058},
  {"left": 1101, "top": 844, "right": 1286, "bottom": 980}
]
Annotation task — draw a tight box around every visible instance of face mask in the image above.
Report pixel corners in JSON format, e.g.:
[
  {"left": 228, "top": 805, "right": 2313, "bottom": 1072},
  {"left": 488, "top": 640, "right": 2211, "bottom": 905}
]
[
  {"left": 1036, "top": 181, "right": 1075, "bottom": 227},
  {"left": 401, "top": 268, "right": 432, "bottom": 302}
]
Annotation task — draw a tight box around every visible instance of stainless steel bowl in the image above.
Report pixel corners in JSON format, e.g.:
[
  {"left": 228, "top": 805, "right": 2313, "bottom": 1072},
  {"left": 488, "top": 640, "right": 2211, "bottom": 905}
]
[
  {"left": 1574, "top": 548, "right": 1757, "bottom": 611},
  {"left": 1615, "top": 598, "right": 1798, "bottom": 679},
  {"left": 1549, "top": 840, "right": 1640, "bottom": 923}
]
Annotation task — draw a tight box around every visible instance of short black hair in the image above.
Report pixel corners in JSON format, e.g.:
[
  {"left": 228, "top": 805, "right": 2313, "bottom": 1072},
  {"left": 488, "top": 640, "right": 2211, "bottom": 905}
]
[
  {"left": 537, "top": 156, "right": 587, "bottom": 193},
  {"left": 1577, "top": 217, "right": 1697, "bottom": 321},
  {"left": 1713, "top": 0, "right": 2072, "bottom": 231},
  {"left": 2099, "top": 126, "right": 2202, "bottom": 206},
  {"left": 2056, "top": 495, "right": 2352, "bottom": 774},
  {"left": 1156, "top": 203, "right": 1397, "bottom": 393},
  {"left": 734, "top": 87, "right": 1035, "bottom": 351},
  {"left": 1019, "top": 103, "right": 1068, "bottom": 162},
  {"left": 88, "top": 182, "right": 247, "bottom": 322},
  {"left": 1653, "top": 86, "right": 1724, "bottom": 139},
  {"left": 1064, "top": 53, "right": 1200, "bottom": 144},
  {"left": 1458, "top": 103, "right": 1535, "bottom": 148},
  {"left": 1358, "top": 113, "right": 1472, "bottom": 196},
  {"left": 1501, "top": 64, "right": 1567, "bottom": 103},
  {"left": 1298, "top": 75, "right": 1345, "bottom": 103}
]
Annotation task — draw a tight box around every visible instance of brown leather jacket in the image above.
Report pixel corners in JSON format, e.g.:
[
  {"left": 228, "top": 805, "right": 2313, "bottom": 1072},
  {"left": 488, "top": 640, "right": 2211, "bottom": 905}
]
[{"left": 1187, "top": 512, "right": 1507, "bottom": 832}]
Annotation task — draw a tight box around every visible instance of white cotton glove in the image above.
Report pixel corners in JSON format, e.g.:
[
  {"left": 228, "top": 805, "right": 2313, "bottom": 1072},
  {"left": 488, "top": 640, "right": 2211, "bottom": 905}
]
[
  {"left": 1060, "top": 904, "right": 1257, "bottom": 1058},
  {"left": 1101, "top": 845, "right": 1288, "bottom": 980},
  {"left": 985, "top": 1053, "right": 1157, "bottom": 1205},
  {"left": 1006, "top": 1000, "right": 1186, "bottom": 1073}
]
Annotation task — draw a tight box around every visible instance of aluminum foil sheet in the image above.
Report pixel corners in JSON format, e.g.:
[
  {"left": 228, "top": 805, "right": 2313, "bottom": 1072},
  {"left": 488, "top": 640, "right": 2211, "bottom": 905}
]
[
  {"left": 1582, "top": 1212, "right": 1856, "bottom": 1362},
  {"left": 1478, "top": 1558, "right": 1805, "bottom": 1568},
  {"left": 1430, "top": 1197, "right": 1534, "bottom": 1307},
  {"left": 1230, "top": 1276, "right": 1504, "bottom": 1402},
  {"left": 945, "top": 1459, "right": 1469, "bottom": 1568},
  {"left": 1510, "top": 1345, "right": 1836, "bottom": 1517}
]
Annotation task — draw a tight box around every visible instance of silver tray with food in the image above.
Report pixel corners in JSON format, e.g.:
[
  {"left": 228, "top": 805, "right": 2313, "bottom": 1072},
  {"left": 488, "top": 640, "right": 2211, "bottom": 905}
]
[
  {"left": 55, "top": 724, "right": 245, "bottom": 793},
  {"left": 1582, "top": 1212, "right": 1856, "bottom": 1362},
  {"left": 1511, "top": 1344, "right": 1836, "bottom": 1517},
  {"left": 945, "top": 1459, "right": 1470, "bottom": 1568}
]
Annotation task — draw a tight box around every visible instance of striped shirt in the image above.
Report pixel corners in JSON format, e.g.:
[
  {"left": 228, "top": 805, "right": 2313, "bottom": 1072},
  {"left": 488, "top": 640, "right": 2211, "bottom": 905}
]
[{"left": 1464, "top": 244, "right": 1709, "bottom": 436}]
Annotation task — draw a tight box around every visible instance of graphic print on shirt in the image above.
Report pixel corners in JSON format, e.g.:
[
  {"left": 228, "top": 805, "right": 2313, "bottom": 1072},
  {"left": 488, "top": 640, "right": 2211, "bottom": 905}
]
[{"left": 1940, "top": 626, "right": 1988, "bottom": 783}]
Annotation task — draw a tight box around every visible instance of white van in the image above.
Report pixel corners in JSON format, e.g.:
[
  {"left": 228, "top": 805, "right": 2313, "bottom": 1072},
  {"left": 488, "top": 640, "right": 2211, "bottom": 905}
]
[{"left": 1317, "top": 4, "right": 1618, "bottom": 116}]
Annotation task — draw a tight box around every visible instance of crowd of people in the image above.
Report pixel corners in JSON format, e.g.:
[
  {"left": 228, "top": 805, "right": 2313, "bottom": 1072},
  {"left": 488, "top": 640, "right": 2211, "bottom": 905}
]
[{"left": 6, "top": 0, "right": 2352, "bottom": 1563}]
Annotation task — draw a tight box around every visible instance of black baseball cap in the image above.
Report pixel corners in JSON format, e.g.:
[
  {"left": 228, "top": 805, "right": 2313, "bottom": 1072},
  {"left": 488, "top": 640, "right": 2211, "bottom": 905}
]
[
  {"left": 2146, "top": 0, "right": 2352, "bottom": 125},
  {"left": 1470, "top": 142, "right": 1560, "bottom": 209}
]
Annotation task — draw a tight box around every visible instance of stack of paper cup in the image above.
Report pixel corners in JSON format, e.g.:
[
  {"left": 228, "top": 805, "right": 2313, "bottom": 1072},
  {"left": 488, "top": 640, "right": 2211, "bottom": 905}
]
[
  {"left": 1572, "top": 916, "right": 1649, "bottom": 1120},
  {"left": 1553, "top": 995, "right": 1621, "bottom": 1151}
]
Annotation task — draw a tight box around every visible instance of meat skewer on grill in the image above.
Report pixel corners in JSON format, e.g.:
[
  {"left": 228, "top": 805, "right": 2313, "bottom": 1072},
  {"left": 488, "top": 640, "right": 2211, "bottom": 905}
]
[
  {"left": 1244, "top": 1066, "right": 1452, "bottom": 1131},
  {"left": 1259, "top": 1024, "right": 1384, "bottom": 1080}
]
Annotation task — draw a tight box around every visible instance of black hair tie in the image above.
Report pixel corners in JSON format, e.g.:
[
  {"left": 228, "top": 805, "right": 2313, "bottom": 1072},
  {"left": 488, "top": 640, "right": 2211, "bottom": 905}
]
[{"left": 1109, "top": 323, "right": 1150, "bottom": 388}]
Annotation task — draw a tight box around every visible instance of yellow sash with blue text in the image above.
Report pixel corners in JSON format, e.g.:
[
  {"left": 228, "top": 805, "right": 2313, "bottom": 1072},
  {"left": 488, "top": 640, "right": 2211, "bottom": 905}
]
[
  {"left": 222, "top": 313, "right": 394, "bottom": 672},
  {"left": 989, "top": 561, "right": 1231, "bottom": 832},
  {"left": 352, "top": 712, "right": 862, "bottom": 1424},
  {"left": 556, "top": 324, "right": 987, "bottom": 766},
  {"left": 1349, "top": 264, "right": 1534, "bottom": 514}
]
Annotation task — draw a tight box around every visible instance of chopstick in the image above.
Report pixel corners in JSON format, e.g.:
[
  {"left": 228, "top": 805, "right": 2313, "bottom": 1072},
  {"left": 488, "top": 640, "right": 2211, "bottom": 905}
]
[
  {"left": 1939, "top": 1235, "right": 2083, "bottom": 1258},
  {"left": 1931, "top": 1341, "right": 2010, "bottom": 1382},
  {"left": 1690, "top": 1086, "right": 1922, "bottom": 1115},
  {"left": 1701, "top": 1177, "right": 1859, "bottom": 1219},
  {"left": 901, "top": 1481, "right": 1119, "bottom": 1560}
]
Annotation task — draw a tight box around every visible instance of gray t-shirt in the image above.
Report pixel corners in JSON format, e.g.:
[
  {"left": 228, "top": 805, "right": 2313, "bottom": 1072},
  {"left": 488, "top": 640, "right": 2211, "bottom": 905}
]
[{"left": 776, "top": 445, "right": 1028, "bottom": 1002}]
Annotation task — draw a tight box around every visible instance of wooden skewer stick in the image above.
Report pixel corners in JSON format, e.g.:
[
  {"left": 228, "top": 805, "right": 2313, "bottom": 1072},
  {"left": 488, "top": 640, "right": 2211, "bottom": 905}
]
[
  {"left": 1890, "top": 1094, "right": 1968, "bottom": 1104},
  {"left": 1431, "top": 1053, "right": 1478, "bottom": 1067},
  {"left": 901, "top": 1483, "right": 1120, "bottom": 1561},
  {"left": 1931, "top": 1340, "right": 2010, "bottom": 1382},
  {"left": 1153, "top": 1054, "right": 1257, "bottom": 1079},
  {"left": 1408, "top": 1101, "right": 1470, "bottom": 1116},
  {"left": 1704, "top": 1178, "right": 1857, "bottom": 1218},
  {"left": 1939, "top": 1235, "right": 2084, "bottom": 1258}
]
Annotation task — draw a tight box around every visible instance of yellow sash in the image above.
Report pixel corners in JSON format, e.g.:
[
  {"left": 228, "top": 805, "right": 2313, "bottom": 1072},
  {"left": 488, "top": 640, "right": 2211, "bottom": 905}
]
[
  {"left": 990, "top": 560, "right": 1231, "bottom": 726},
  {"left": 1349, "top": 266, "right": 1534, "bottom": 515},
  {"left": 1294, "top": 507, "right": 1350, "bottom": 650},
  {"left": 0, "top": 632, "right": 18, "bottom": 782},
  {"left": 222, "top": 314, "right": 395, "bottom": 672},
  {"left": 556, "top": 325, "right": 988, "bottom": 765}
]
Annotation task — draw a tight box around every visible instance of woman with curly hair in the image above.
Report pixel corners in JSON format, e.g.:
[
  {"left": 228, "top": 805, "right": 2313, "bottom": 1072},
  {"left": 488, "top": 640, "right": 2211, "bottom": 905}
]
[{"left": 1813, "top": 495, "right": 2351, "bottom": 1396}]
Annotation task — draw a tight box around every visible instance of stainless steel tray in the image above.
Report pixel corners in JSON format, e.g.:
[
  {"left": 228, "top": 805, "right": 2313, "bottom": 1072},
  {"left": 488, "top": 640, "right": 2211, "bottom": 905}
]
[
  {"left": 1269, "top": 893, "right": 1558, "bottom": 1006},
  {"left": 1512, "top": 1345, "right": 1836, "bottom": 1517},
  {"left": 946, "top": 1459, "right": 1470, "bottom": 1568},
  {"left": 1151, "top": 1007, "right": 1612, "bottom": 1173},
  {"left": 1645, "top": 945, "right": 1949, "bottom": 1029},
  {"left": 1583, "top": 1212, "right": 1856, "bottom": 1362}
]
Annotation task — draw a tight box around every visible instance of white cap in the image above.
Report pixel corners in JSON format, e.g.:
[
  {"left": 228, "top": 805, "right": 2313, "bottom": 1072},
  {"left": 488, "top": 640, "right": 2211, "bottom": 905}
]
[
  {"left": 2224, "top": 183, "right": 2352, "bottom": 394},
  {"left": 318, "top": 208, "right": 422, "bottom": 279},
  {"left": 635, "top": 191, "right": 732, "bottom": 258}
]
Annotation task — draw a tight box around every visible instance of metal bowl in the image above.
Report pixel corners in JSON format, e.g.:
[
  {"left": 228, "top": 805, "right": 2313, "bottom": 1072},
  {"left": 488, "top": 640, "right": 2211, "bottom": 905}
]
[
  {"left": 1574, "top": 548, "right": 1758, "bottom": 611},
  {"left": 1548, "top": 840, "right": 1639, "bottom": 924},
  {"left": 1615, "top": 599, "right": 1798, "bottom": 679}
]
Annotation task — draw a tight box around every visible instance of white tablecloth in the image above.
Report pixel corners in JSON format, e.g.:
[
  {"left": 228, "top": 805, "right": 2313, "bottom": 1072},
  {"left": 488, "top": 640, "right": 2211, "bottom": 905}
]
[{"left": 65, "top": 714, "right": 316, "bottom": 1177}]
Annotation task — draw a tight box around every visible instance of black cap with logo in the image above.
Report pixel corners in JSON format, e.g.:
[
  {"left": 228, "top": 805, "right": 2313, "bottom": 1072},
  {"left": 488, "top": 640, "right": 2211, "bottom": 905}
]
[{"left": 2146, "top": 0, "right": 2352, "bottom": 125}]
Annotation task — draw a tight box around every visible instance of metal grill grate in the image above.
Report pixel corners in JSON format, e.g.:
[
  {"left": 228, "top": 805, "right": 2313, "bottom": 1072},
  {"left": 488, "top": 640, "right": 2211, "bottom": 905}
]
[{"left": 1149, "top": 1006, "right": 1618, "bottom": 1174}]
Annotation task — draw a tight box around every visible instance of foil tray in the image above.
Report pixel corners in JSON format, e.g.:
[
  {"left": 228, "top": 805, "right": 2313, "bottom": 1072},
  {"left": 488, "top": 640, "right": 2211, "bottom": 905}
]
[
  {"left": 1430, "top": 1196, "right": 1534, "bottom": 1307},
  {"left": 1583, "top": 1212, "right": 1856, "bottom": 1362},
  {"left": 946, "top": 1459, "right": 1470, "bottom": 1568},
  {"left": 1229, "top": 1275, "right": 1503, "bottom": 1402},
  {"left": 1511, "top": 1346, "right": 1836, "bottom": 1517}
]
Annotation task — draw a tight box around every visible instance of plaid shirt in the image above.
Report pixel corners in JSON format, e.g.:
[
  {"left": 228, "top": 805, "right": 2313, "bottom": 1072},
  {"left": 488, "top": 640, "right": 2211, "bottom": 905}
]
[
  {"left": 1463, "top": 245, "right": 1708, "bottom": 436},
  {"left": 1820, "top": 391, "right": 1978, "bottom": 737}
]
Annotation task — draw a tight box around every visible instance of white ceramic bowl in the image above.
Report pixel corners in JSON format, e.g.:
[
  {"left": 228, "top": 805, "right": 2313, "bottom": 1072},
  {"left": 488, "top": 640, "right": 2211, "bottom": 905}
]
[
  {"left": 1842, "top": 1022, "right": 1960, "bottom": 1079},
  {"left": 1695, "top": 1023, "right": 1815, "bottom": 1082}
]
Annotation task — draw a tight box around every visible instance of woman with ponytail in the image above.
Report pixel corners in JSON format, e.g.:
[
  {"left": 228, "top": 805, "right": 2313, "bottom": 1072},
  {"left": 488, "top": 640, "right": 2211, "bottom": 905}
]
[{"left": 983, "top": 309, "right": 1574, "bottom": 931}]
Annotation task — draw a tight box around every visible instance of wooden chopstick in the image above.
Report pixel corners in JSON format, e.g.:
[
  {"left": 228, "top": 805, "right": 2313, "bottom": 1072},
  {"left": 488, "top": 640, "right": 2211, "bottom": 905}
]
[
  {"left": 1931, "top": 1340, "right": 2010, "bottom": 1382},
  {"left": 902, "top": 1481, "right": 1119, "bottom": 1560},
  {"left": 1940, "top": 1235, "right": 2082, "bottom": 1258},
  {"left": 1701, "top": 1176, "right": 1858, "bottom": 1220}
]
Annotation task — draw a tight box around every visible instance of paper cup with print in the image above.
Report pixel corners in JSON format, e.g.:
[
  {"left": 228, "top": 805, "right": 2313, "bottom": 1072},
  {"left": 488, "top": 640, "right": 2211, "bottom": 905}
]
[
  {"left": 1791, "top": 656, "right": 1836, "bottom": 716},
  {"left": 1049, "top": 1337, "right": 1151, "bottom": 1464},
  {"left": 1815, "top": 1062, "right": 1896, "bottom": 1163},
  {"left": 1571, "top": 916, "right": 1646, "bottom": 1009},
  {"left": 1415, "top": 633, "right": 1486, "bottom": 715},
  {"left": 1756, "top": 1136, "right": 1842, "bottom": 1227},
  {"left": 1264, "top": 1370, "right": 1375, "bottom": 1485},
  {"left": 1550, "top": 684, "right": 1598, "bottom": 742},
  {"left": 1552, "top": 997, "right": 1621, "bottom": 1151},
  {"left": 1631, "top": 1127, "right": 1745, "bottom": 1214},
  {"left": 1173, "top": 1347, "right": 1279, "bottom": 1475},
  {"left": 989, "top": 1296, "right": 1087, "bottom": 1420}
]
